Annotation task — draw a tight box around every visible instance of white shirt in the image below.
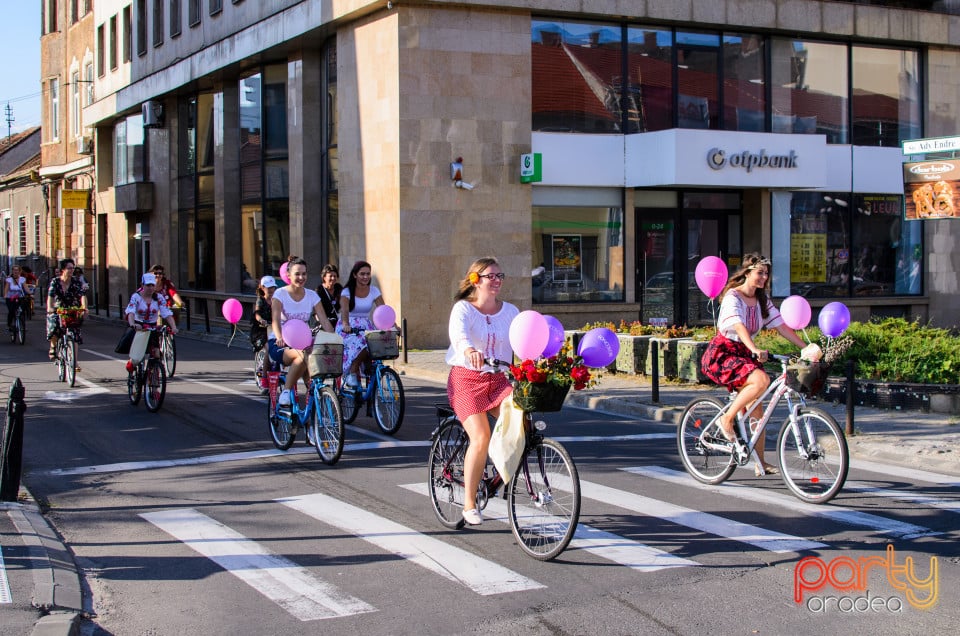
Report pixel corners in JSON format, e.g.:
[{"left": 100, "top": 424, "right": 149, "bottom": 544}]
[
  {"left": 274, "top": 287, "right": 321, "bottom": 325},
  {"left": 5, "top": 276, "right": 26, "bottom": 299},
  {"left": 445, "top": 299, "right": 519, "bottom": 370},
  {"left": 125, "top": 292, "right": 173, "bottom": 324},
  {"left": 340, "top": 285, "right": 381, "bottom": 317},
  {"left": 717, "top": 289, "right": 784, "bottom": 341}
]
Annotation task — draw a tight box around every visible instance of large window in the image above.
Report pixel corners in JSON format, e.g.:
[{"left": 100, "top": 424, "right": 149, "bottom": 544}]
[
  {"left": 170, "top": 0, "right": 181, "bottom": 37},
  {"left": 153, "top": 0, "right": 163, "bottom": 47},
  {"left": 852, "top": 46, "right": 920, "bottom": 146},
  {"left": 136, "top": 0, "right": 147, "bottom": 56},
  {"left": 723, "top": 33, "right": 766, "bottom": 131},
  {"left": 773, "top": 191, "right": 921, "bottom": 299},
  {"left": 177, "top": 94, "right": 218, "bottom": 290},
  {"left": 626, "top": 26, "right": 672, "bottom": 132},
  {"left": 114, "top": 113, "right": 146, "bottom": 185},
  {"left": 50, "top": 78, "right": 59, "bottom": 139},
  {"left": 532, "top": 193, "right": 625, "bottom": 304},
  {"left": 532, "top": 19, "right": 624, "bottom": 133},
  {"left": 770, "top": 38, "right": 847, "bottom": 142},
  {"left": 676, "top": 31, "right": 720, "bottom": 129}
]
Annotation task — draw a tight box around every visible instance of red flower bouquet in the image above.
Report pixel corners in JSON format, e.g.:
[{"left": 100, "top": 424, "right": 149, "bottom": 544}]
[{"left": 508, "top": 343, "right": 594, "bottom": 412}]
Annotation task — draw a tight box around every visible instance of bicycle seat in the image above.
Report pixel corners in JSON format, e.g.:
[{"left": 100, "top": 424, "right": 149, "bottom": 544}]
[{"left": 435, "top": 403, "right": 455, "bottom": 418}]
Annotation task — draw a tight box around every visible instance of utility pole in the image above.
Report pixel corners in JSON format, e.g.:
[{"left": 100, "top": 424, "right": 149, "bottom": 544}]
[{"left": 4, "top": 103, "right": 13, "bottom": 139}]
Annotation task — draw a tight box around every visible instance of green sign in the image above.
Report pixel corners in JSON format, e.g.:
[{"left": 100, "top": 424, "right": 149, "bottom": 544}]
[{"left": 520, "top": 153, "right": 542, "bottom": 183}]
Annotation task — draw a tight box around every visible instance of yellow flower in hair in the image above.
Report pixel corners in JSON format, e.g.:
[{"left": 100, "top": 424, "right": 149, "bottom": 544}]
[{"left": 468, "top": 272, "right": 480, "bottom": 284}]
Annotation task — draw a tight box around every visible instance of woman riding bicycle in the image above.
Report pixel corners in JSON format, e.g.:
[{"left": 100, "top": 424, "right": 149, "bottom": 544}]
[
  {"left": 700, "top": 253, "right": 806, "bottom": 476},
  {"left": 46, "top": 259, "right": 88, "bottom": 359},
  {"left": 4, "top": 265, "right": 27, "bottom": 338},
  {"left": 336, "top": 260, "right": 389, "bottom": 389},
  {"left": 445, "top": 257, "right": 518, "bottom": 526},
  {"left": 270, "top": 256, "right": 336, "bottom": 414},
  {"left": 124, "top": 273, "right": 179, "bottom": 372}
]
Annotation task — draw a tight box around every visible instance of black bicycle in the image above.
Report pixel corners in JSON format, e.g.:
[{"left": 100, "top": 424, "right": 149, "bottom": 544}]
[
  {"left": 54, "top": 307, "right": 83, "bottom": 387},
  {"left": 127, "top": 328, "right": 168, "bottom": 413},
  {"left": 427, "top": 359, "right": 581, "bottom": 561},
  {"left": 9, "top": 296, "right": 26, "bottom": 345}
]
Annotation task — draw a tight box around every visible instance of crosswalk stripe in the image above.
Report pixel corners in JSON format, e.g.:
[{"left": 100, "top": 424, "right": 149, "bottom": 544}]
[
  {"left": 141, "top": 508, "right": 376, "bottom": 621},
  {"left": 577, "top": 478, "right": 826, "bottom": 553},
  {"left": 549, "top": 433, "right": 675, "bottom": 443},
  {"left": 623, "top": 466, "right": 940, "bottom": 539},
  {"left": 400, "top": 483, "right": 698, "bottom": 572},
  {"left": 279, "top": 493, "right": 544, "bottom": 595},
  {"left": 849, "top": 458, "right": 960, "bottom": 486},
  {"left": 0, "top": 536, "right": 11, "bottom": 603},
  {"left": 844, "top": 480, "right": 960, "bottom": 514}
]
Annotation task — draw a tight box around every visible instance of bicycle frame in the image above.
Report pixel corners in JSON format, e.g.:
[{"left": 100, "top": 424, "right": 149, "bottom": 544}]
[{"left": 274, "top": 372, "right": 322, "bottom": 428}]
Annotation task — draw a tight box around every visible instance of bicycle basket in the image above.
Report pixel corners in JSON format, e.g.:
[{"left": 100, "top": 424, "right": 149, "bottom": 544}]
[
  {"left": 57, "top": 308, "right": 84, "bottom": 328},
  {"left": 307, "top": 343, "right": 344, "bottom": 378},
  {"left": 785, "top": 360, "right": 829, "bottom": 396},
  {"left": 512, "top": 382, "right": 571, "bottom": 413},
  {"left": 366, "top": 329, "right": 400, "bottom": 360}
]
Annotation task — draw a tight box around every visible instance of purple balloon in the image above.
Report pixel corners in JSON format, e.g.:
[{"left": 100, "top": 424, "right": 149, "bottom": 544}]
[
  {"left": 541, "top": 315, "right": 565, "bottom": 358},
  {"left": 780, "top": 295, "right": 812, "bottom": 330},
  {"left": 695, "top": 256, "right": 728, "bottom": 299},
  {"left": 577, "top": 327, "right": 620, "bottom": 368},
  {"left": 818, "top": 302, "right": 851, "bottom": 338}
]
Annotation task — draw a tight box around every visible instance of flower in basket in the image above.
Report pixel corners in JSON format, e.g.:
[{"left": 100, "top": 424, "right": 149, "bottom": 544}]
[{"left": 508, "top": 343, "right": 594, "bottom": 412}]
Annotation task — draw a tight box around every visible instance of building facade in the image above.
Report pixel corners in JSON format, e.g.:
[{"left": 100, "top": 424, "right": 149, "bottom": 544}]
[
  {"left": 1, "top": 128, "right": 46, "bottom": 276},
  {"left": 84, "top": 0, "right": 960, "bottom": 347}
]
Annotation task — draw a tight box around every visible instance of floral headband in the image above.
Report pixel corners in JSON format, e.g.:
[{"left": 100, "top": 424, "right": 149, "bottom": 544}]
[{"left": 747, "top": 256, "right": 771, "bottom": 270}]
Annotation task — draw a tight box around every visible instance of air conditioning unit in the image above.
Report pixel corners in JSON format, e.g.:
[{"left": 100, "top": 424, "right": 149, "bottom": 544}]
[
  {"left": 76, "top": 135, "right": 93, "bottom": 155},
  {"left": 142, "top": 100, "right": 164, "bottom": 127}
]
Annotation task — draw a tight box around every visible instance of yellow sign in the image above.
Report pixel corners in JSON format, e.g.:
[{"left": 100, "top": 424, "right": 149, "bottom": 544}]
[
  {"left": 61, "top": 189, "right": 91, "bottom": 210},
  {"left": 790, "top": 234, "right": 826, "bottom": 282}
]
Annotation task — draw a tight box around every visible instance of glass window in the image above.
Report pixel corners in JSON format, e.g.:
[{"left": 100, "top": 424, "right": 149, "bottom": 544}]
[
  {"left": 153, "top": 0, "right": 163, "bottom": 47},
  {"left": 50, "top": 78, "right": 59, "bottom": 139},
  {"left": 189, "top": 0, "right": 200, "bottom": 26},
  {"left": 771, "top": 38, "right": 847, "bottom": 142},
  {"left": 71, "top": 71, "right": 80, "bottom": 138},
  {"left": 97, "top": 25, "right": 105, "bottom": 76},
  {"left": 110, "top": 14, "right": 118, "bottom": 69},
  {"left": 723, "top": 33, "right": 766, "bottom": 131},
  {"left": 786, "top": 191, "right": 849, "bottom": 298},
  {"left": 240, "top": 72, "right": 263, "bottom": 279},
  {"left": 170, "top": 0, "right": 181, "bottom": 37},
  {"left": 852, "top": 194, "right": 921, "bottom": 295},
  {"left": 676, "top": 31, "right": 720, "bottom": 129},
  {"left": 532, "top": 206, "right": 625, "bottom": 304},
  {"left": 625, "top": 26, "right": 673, "bottom": 133},
  {"left": 114, "top": 114, "right": 146, "bottom": 185},
  {"left": 532, "top": 19, "right": 624, "bottom": 133},
  {"left": 852, "top": 46, "right": 920, "bottom": 147},
  {"left": 85, "top": 63, "right": 95, "bottom": 105},
  {"left": 263, "top": 65, "right": 288, "bottom": 156},
  {"left": 209, "top": 0, "right": 222, "bottom": 15},
  {"left": 123, "top": 6, "right": 132, "bottom": 62},
  {"left": 324, "top": 41, "right": 339, "bottom": 263}
]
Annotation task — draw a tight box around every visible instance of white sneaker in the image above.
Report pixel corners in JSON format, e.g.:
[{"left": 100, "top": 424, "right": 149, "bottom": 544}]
[
  {"left": 462, "top": 509, "right": 483, "bottom": 526},
  {"left": 278, "top": 389, "right": 292, "bottom": 406},
  {"left": 344, "top": 374, "right": 359, "bottom": 388}
]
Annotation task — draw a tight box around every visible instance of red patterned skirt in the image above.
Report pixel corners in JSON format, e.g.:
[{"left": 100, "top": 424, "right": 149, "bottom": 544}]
[
  {"left": 447, "top": 366, "right": 513, "bottom": 422},
  {"left": 701, "top": 333, "right": 764, "bottom": 390}
]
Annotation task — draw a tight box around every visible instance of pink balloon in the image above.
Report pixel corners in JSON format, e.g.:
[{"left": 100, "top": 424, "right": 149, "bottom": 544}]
[
  {"left": 509, "top": 310, "right": 549, "bottom": 360},
  {"left": 373, "top": 305, "right": 396, "bottom": 330},
  {"left": 695, "top": 256, "right": 728, "bottom": 298},
  {"left": 780, "top": 295, "right": 812, "bottom": 330},
  {"left": 541, "top": 315, "right": 565, "bottom": 358},
  {"left": 281, "top": 319, "right": 312, "bottom": 350},
  {"left": 221, "top": 298, "right": 243, "bottom": 324},
  {"left": 577, "top": 327, "right": 620, "bottom": 368},
  {"left": 279, "top": 262, "right": 291, "bottom": 285}
]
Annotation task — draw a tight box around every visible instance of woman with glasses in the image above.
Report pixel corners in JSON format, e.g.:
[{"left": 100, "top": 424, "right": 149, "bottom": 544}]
[
  {"left": 444, "top": 257, "right": 518, "bottom": 525},
  {"left": 148, "top": 265, "right": 185, "bottom": 321},
  {"left": 337, "top": 260, "right": 388, "bottom": 388},
  {"left": 701, "top": 253, "right": 807, "bottom": 476},
  {"left": 45, "top": 259, "right": 88, "bottom": 359}
]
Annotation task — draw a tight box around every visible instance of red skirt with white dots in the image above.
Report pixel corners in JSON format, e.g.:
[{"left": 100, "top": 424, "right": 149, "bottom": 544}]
[{"left": 446, "top": 366, "right": 512, "bottom": 422}]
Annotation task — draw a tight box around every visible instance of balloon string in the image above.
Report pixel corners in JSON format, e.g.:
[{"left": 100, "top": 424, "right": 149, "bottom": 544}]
[{"left": 801, "top": 328, "right": 811, "bottom": 345}]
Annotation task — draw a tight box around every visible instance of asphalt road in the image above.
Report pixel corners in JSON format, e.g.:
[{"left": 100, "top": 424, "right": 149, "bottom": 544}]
[{"left": 3, "top": 319, "right": 957, "bottom": 635}]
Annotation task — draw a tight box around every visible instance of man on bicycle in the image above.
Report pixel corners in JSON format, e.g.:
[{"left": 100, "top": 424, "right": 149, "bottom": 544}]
[
  {"left": 125, "top": 273, "right": 178, "bottom": 372},
  {"left": 46, "top": 259, "right": 88, "bottom": 358}
]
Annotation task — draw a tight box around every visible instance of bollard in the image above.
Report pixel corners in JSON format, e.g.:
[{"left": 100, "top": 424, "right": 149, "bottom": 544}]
[
  {"left": 1, "top": 379, "right": 27, "bottom": 502},
  {"left": 402, "top": 317, "right": 408, "bottom": 365},
  {"left": 202, "top": 298, "right": 210, "bottom": 332},
  {"left": 845, "top": 359, "right": 855, "bottom": 436},
  {"left": 185, "top": 299, "right": 192, "bottom": 331},
  {"left": 651, "top": 339, "right": 660, "bottom": 403}
]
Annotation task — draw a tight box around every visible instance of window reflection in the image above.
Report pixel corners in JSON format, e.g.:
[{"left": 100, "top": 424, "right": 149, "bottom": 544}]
[
  {"left": 771, "top": 38, "right": 848, "bottom": 142},
  {"left": 723, "top": 34, "right": 765, "bottom": 131},
  {"left": 852, "top": 46, "right": 920, "bottom": 146},
  {"left": 676, "top": 31, "right": 720, "bottom": 129},
  {"left": 626, "top": 26, "right": 672, "bottom": 133}
]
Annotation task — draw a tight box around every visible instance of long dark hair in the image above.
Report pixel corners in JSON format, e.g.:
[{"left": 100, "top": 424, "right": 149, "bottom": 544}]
[
  {"left": 720, "top": 253, "right": 772, "bottom": 319},
  {"left": 454, "top": 257, "right": 499, "bottom": 302},
  {"left": 344, "top": 260, "right": 371, "bottom": 312}
]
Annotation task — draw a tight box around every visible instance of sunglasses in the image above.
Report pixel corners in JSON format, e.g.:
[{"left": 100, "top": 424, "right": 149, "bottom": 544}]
[{"left": 478, "top": 273, "right": 506, "bottom": 281}]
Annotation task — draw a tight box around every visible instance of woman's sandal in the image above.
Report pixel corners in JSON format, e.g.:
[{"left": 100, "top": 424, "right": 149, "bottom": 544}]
[
  {"left": 755, "top": 463, "right": 780, "bottom": 477},
  {"left": 717, "top": 418, "right": 738, "bottom": 443}
]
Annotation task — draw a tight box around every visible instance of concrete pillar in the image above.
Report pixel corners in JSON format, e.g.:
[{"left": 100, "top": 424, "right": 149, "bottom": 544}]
[
  {"left": 287, "top": 51, "right": 326, "bottom": 268},
  {"left": 214, "top": 84, "right": 242, "bottom": 293}
]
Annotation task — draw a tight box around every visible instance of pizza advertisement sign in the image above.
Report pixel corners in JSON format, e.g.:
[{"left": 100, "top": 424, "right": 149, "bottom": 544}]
[
  {"left": 551, "top": 234, "right": 583, "bottom": 282},
  {"left": 903, "top": 160, "right": 960, "bottom": 220}
]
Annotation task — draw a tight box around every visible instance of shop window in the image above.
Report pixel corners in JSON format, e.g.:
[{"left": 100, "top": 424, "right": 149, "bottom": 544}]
[
  {"left": 625, "top": 26, "right": 673, "bottom": 133},
  {"left": 532, "top": 205, "right": 625, "bottom": 304},
  {"left": 532, "top": 19, "right": 624, "bottom": 133},
  {"left": 852, "top": 194, "right": 921, "bottom": 295},
  {"left": 770, "top": 38, "right": 847, "bottom": 143},
  {"left": 852, "top": 46, "right": 920, "bottom": 147}
]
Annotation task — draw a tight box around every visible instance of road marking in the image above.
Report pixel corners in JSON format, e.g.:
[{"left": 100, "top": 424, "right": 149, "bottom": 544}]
[
  {"left": 577, "top": 478, "right": 826, "bottom": 553},
  {"left": 0, "top": 537, "right": 11, "bottom": 603},
  {"left": 400, "top": 483, "right": 697, "bottom": 572},
  {"left": 849, "top": 458, "right": 960, "bottom": 487},
  {"left": 43, "top": 376, "right": 111, "bottom": 402},
  {"left": 141, "top": 508, "right": 375, "bottom": 621},
  {"left": 176, "top": 376, "right": 264, "bottom": 402},
  {"left": 550, "top": 433, "right": 675, "bottom": 443},
  {"left": 844, "top": 480, "right": 960, "bottom": 515},
  {"left": 624, "top": 466, "right": 940, "bottom": 540},
  {"left": 279, "top": 493, "right": 545, "bottom": 595}
]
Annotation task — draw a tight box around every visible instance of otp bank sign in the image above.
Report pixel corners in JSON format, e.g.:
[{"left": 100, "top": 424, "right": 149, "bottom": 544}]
[{"left": 794, "top": 545, "right": 938, "bottom": 613}]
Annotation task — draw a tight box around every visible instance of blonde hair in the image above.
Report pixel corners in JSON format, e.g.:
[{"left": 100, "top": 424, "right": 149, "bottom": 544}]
[{"left": 454, "top": 257, "right": 499, "bottom": 301}]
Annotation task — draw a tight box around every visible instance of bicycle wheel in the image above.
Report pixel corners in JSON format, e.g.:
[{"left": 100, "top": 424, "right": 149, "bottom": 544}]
[
  {"left": 162, "top": 333, "right": 177, "bottom": 377},
  {"left": 373, "top": 367, "right": 405, "bottom": 435},
  {"left": 254, "top": 348, "right": 268, "bottom": 394},
  {"left": 268, "top": 392, "right": 296, "bottom": 450},
  {"left": 339, "top": 382, "right": 361, "bottom": 425},
  {"left": 127, "top": 367, "right": 142, "bottom": 405},
  {"left": 56, "top": 340, "right": 66, "bottom": 383},
  {"left": 312, "top": 385, "right": 344, "bottom": 465},
  {"left": 677, "top": 397, "right": 737, "bottom": 484},
  {"left": 427, "top": 420, "right": 469, "bottom": 529},
  {"left": 777, "top": 407, "right": 849, "bottom": 504},
  {"left": 144, "top": 360, "right": 167, "bottom": 412},
  {"left": 65, "top": 338, "right": 77, "bottom": 387},
  {"left": 14, "top": 312, "right": 25, "bottom": 345},
  {"left": 508, "top": 437, "right": 581, "bottom": 561}
]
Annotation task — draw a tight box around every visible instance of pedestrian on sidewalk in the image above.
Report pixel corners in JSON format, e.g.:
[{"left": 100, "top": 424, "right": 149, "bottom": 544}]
[
  {"left": 444, "top": 257, "right": 518, "bottom": 526},
  {"left": 700, "top": 253, "right": 806, "bottom": 476}
]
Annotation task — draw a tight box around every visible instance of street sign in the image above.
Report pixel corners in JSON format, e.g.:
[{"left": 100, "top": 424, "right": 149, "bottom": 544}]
[
  {"left": 902, "top": 136, "right": 960, "bottom": 155},
  {"left": 520, "top": 153, "right": 542, "bottom": 183}
]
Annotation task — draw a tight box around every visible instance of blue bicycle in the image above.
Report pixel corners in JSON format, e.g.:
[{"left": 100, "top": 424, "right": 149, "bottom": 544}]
[
  {"left": 267, "top": 334, "right": 345, "bottom": 465},
  {"left": 337, "top": 329, "right": 405, "bottom": 435}
]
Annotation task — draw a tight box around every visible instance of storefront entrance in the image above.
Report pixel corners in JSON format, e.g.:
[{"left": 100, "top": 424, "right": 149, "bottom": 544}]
[{"left": 637, "top": 191, "right": 741, "bottom": 326}]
